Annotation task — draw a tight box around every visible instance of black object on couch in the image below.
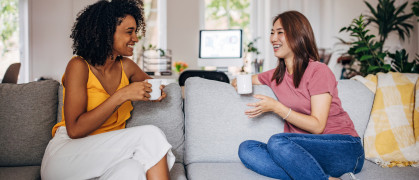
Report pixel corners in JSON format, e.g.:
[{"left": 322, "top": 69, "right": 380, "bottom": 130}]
[{"left": 178, "top": 70, "right": 229, "bottom": 86}]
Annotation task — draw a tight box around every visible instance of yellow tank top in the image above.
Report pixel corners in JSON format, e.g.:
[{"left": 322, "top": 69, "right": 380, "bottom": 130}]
[{"left": 52, "top": 58, "right": 133, "bottom": 137}]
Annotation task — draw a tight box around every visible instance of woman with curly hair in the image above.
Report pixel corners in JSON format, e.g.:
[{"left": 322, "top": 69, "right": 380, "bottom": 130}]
[
  {"left": 232, "top": 11, "right": 364, "bottom": 179},
  {"left": 40, "top": 0, "right": 175, "bottom": 179}
]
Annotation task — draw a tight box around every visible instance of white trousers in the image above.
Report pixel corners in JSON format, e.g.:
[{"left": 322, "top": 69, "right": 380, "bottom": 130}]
[{"left": 41, "top": 125, "right": 175, "bottom": 180}]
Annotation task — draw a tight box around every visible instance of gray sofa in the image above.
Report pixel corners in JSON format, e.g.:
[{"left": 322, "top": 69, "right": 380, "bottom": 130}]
[{"left": 0, "top": 77, "right": 418, "bottom": 180}]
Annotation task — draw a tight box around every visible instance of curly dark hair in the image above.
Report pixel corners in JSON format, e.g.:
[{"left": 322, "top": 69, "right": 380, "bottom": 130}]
[{"left": 70, "top": 0, "right": 145, "bottom": 66}]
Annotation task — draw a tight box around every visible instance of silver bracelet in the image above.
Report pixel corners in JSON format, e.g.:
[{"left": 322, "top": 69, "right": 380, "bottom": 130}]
[{"left": 284, "top": 108, "right": 292, "bottom": 120}]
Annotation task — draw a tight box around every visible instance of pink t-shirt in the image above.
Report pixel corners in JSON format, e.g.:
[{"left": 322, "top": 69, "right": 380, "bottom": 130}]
[{"left": 258, "top": 61, "right": 358, "bottom": 137}]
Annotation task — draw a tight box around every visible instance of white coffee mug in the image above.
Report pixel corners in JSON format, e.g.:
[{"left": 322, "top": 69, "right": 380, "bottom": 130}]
[
  {"left": 147, "top": 79, "right": 162, "bottom": 100},
  {"left": 237, "top": 74, "right": 252, "bottom": 94}
]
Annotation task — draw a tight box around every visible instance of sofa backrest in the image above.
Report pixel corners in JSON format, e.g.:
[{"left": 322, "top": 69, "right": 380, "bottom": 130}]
[
  {"left": 0, "top": 80, "right": 59, "bottom": 166},
  {"left": 183, "top": 78, "right": 375, "bottom": 164},
  {"left": 337, "top": 79, "right": 374, "bottom": 141},
  {"left": 57, "top": 86, "right": 63, "bottom": 123},
  {"left": 126, "top": 83, "right": 185, "bottom": 163},
  {"left": 184, "top": 77, "right": 284, "bottom": 164}
]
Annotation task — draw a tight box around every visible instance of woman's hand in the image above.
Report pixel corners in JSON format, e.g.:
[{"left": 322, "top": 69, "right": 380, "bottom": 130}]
[
  {"left": 245, "top": 94, "right": 279, "bottom": 118},
  {"left": 231, "top": 78, "right": 238, "bottom": 91},
  {"left": 119, "top": 81, "right": 152, "bottom": 101},
  {"left": 151, "top": 85, "right": 167, "bottom": 102}
]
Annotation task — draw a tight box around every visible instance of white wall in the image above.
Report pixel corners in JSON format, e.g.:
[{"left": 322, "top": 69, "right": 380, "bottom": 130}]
[
  {"left": 29, "top": 0, "right": 72, "bottom": 81},
  {"left": 26, "top": 0, "right": 418, "bottom": 81},
  {"left": 167, "top": 0, "right": 200, "bottom": 70},
  {"left": 28, "top": 0, "right": 96, "bottom": 81},
  {"left": 27, "top": 0, "right": 200, "bottom": 81}
]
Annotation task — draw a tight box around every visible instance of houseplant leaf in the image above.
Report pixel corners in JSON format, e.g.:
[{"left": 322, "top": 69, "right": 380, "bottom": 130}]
[{"left": 360, "top": 55, "right": 373, "bottom": 61}]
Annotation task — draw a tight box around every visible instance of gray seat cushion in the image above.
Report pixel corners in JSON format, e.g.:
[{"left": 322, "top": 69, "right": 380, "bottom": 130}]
[
  {"left": 0, "top": 80, "right": 59, "bottom": 166},
  {"left": 184, "top": 77, "right": 284, "bottom": 164},
  {"left": 0, "top": 166, "right": 41, "bottom": 180},
  {"left": 186, "top": 161, "right": 419, "bottom": 180},
  {"left": 171, "top": 163, "right": 187, "bottom": 180},
  {"left": 126, "top": 83, "right": 185, "bottom": 163},
  {"left": 353, "top": 160, "right": 419, "bottom": 180},
  {"left": 186, "top": 163, "right": 277, "bottom": 180},
  {"left": 92, "top": 163, "right": 185, "bottom": 180}
]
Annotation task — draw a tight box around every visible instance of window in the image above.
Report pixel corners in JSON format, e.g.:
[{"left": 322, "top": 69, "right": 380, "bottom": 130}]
[
  {"left": 138, "top": 0, "right": 167, "bottom": 51},
  {"left": 201, "top": 0, "right": 254, "bottom": 72},
  {"left": 0, "top": 0, "right": 19, "bottom": 81},
  {"left": 204, "top": 0, "right": 251, "bottom": 43},
  {"left": 142, "top": 0, "right": 160, "bottom": 48},
  {"left": 134, "top": 0, "right": 167, "bottom": 64}
]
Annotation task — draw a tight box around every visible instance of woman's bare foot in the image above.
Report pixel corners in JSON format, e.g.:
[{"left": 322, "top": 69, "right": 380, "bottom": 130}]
[{"left": 329, "top": 177, "right": 340, "bottom": 180}]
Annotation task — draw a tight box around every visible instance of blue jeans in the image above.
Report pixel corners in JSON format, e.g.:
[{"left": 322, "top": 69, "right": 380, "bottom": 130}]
[{"left": 238, "top": 133, "right": 364, "bottom": 180}]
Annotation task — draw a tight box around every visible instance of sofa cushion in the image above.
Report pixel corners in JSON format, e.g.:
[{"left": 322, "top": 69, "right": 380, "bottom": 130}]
[
  {"left": 56, "top": 86, "right": 63, "bottom": 123},
  {"left": 186, "top": 161, "right": 419, "bottom": 180},
  {"left": 0, "top": 165, "right": 191, "bottom": 180},
  {"left": 184, "top": 77, "right": 284, "bottom": 164},
  {"left": 186, "top": 163, "right": 277, "bottom": 180},
  {"left": 0, "top": 166, "right": 41, "bottom": 180},
  {"left": 126, "top": 83, "right": 185, "bottom": 163},
  {"left": 170, "top": 163, "right": 187, "bottom": 180},
  {"left": 0, "top": 80, "right": 59, "bottom": 166},
  {"left": 337, "top": 80, "right": 374, "bottom": 140},
  {"left": 354, "top": 160, "right": 419, "bottom": 180}
]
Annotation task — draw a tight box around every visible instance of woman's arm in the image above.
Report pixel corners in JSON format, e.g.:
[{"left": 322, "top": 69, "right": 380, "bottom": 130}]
[
  {"left": 123, "top": 57, "right": 151, "bottom": 83},
  {"left": 63, "top": 58, "right": 152, "bottom": 139},
  {"left": 245, "top": 93, "right": 332, "bottom": 134},
  {"left": 122, "top": 58, "right": 166, "bottom": 101},
  {"left": 251, "top": 74, "right": 262, "bottom": 85}
]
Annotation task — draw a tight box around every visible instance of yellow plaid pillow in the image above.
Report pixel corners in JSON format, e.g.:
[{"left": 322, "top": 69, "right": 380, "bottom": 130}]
[{"left": 353, "top": 72, "right": 419, "bottom": 167}]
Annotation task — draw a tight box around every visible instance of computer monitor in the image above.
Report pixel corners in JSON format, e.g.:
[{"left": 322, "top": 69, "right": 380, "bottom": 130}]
[{"left": 198, "top": 29, "right": 243, "bottom": 68}]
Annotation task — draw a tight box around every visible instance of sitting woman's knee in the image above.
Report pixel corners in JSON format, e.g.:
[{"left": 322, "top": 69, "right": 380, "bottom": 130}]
[
  {"left": 267, "top": 134, "right": 291, "bottom": 152},
  {"left": 238, "top": 140, "right": 263, "bottom": 161},
  {"left": 238, "top": 140, "right": 253, "bottom": 155}
]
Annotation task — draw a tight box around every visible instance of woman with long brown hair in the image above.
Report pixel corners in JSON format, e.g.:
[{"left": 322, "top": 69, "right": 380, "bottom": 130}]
[{"left": 232, "top": 11, "right": 364, "bottom": 180}]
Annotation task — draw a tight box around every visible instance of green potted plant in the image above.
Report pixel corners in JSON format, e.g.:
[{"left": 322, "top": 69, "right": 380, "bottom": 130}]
[
  {"left": 364, "top": 0, "right": 414, "bottom": 51},
  {"left": 388, "top": 49, "right": 419, "bottom": 73},
  {"left": 413, "top": 1, "right": 419, "bottom": 21},
  {"left": 338, "top": 0, "right": 417, "bottom": 78},
  {"left": 340, "top": 15, "right": 390, "bottom": 76}
]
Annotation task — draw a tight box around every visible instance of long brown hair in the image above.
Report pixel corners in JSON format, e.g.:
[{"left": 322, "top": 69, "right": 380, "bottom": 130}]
[{"left": 271, "top": 11, "right": 319, "bottom": 88}]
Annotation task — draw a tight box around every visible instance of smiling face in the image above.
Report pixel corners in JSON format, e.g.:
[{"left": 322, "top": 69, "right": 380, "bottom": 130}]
[
  {"left": 112, "top": 15, "right": 138, "bottom": 57},
  {"left": 270, "top": 19, "right": 294, "bottom": 61}
]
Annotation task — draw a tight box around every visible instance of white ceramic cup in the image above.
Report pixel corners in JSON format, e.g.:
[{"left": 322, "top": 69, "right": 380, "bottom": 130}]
[
  {"left": 237, "top": 74, "right": 252, "bottom": 94},
  {"left": 147, "top": 79, "right": 162, "bottom": 100}
]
